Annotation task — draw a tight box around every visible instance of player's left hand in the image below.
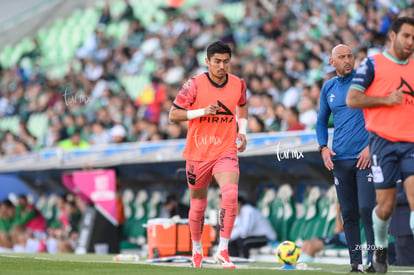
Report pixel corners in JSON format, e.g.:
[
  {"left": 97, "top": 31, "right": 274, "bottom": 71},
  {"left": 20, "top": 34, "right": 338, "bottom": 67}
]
[
  {"left": 237, "top": 133, "right": 247, "bottom": 152},
  {"left": 356, "top": 145, "right": 370, "bottom": 169}
]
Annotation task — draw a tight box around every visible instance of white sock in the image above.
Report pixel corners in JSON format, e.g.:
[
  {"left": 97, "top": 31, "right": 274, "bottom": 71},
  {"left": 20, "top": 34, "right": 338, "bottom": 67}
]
[
  {"left": 218, "top": 237, "right": 229, "bottom": 251},
  {"left": 372, "top": 207, "right": 390, "bottom": 248},
  {"left": 410, "top": 211, "right": 414, "bottom": 236},
  {"left": 358, "top": 264, "right": 363, "bottom": 271},
  {"left": 192, "top": 240, "right": 202, "bottom": 254},
  {"left": 298, "top": 253, "right": 314, "bottom": 263}
]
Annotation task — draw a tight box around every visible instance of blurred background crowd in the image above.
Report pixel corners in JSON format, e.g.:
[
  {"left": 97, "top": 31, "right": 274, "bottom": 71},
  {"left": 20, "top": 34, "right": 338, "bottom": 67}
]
[
  {"left": 0, "top": 193, "right": 85, "bottom": 253},
  {"left": 0, "top": 0, "right": 413, "bottom": 157}
]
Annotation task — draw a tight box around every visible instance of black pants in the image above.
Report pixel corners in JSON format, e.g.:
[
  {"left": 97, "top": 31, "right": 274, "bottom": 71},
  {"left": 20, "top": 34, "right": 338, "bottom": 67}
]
[
  {"left": 394, "top": 235, "right": 414, "bottom": 266},
  {"left": 228, "top": 236, "right": 268, "bottom": 259},
  {"left": 333, "top": 159, "right": 376, "bottom": 265}
]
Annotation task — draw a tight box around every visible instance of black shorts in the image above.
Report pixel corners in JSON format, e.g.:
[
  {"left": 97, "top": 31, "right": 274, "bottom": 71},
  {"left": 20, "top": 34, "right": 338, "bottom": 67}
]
[{"left": 369, "top": 132, "right": 414, "bottom": 189}]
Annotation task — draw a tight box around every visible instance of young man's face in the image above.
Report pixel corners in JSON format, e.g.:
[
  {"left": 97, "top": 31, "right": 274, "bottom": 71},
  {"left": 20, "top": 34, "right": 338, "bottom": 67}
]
[
  {"left": 392, "top": 23, "right": 414, "bottom": 60},
  {"left": 206, "top": 53, "right": 230, "bottom": 79}
]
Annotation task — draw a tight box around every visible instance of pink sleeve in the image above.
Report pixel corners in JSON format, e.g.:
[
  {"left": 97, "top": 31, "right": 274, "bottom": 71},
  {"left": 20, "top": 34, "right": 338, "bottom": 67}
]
[
  {"left": 172, "top": 78, "right": 197, "bottom": 109},
  {"left": 237, "top": 79, "right": 247, "bottom": 106}
]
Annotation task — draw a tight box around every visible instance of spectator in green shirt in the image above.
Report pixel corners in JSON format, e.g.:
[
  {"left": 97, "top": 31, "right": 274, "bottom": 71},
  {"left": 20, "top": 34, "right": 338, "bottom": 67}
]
[
  {"left": 12, "top": 195, "right": 47, "bottom": 238},
  {"left": 0, "top": 199, "right": 15, "bottom": 248},
  {"left": 58, "top": 129, "right": 90, "bottom": 150}
]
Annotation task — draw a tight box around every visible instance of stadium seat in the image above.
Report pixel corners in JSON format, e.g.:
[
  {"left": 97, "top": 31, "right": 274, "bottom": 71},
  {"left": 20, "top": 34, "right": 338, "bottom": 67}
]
[
  {"left": 180, "top": 188, "right": 191, "bottom": 207},
  {"left": 45, "top": 194, "right": 59, "bottom": 223},
  {"left": 196, "top": 51, "right": 206, "bottom": 67},
  {"left": 206, "top": 187, "right": 218, "bottom": 211},
  {"left": 0, "top": 117, "right": 5, "bottom": 131},
  {"left": 120, "top": 75, "right": 150, "bottom": 99},
  {"left": 257, "top": 187, "right": 277, "bottom": 219},
  {"left": 319, "top": 185, "right": 338, "bottom": 238},
  {"left": 205, "top": 187, "right": 219, "bottom": 225},
  {"left": 142, "top": 59, "right": 157, "bottom": 74},
  {"left": 121, "top": 189, "right": 149, "bottom": 249},
  {"left": 146, "top": 190, "right": 162, "bottom": 219},
  {"left": 32, "top": 7, "right": 98, "bottom": 68},
  {"left": 181, "top": 0, "right": 198, "bottom": 8},
  {"left": 110, "top": 0, "right": 127, "bottom": 18},
  {"left": 0, "top": 45, "right": 13, "bottom": 67},
  {"left": 221, "top": 2, "right": 245, "bottom": 24},
  {"left": 289, "top": 186, "right": 322, "bottom": 241},
  {"left": 120, "top": 188, "right": 137, "bottom": 249},
  {"left": 93, "top": 0, "right": 105, "bottom": 10},
  {"left": 199, "top": 1, "right": 245, "bottom": 26},
  {"left": 308, "top": 192, "right": 331, "bottom": 238},
  {"left": 27, "top": 112, "right": 48, "bottom": 142},
  {"left": 0, "top": 116, "right": 20, "bottom": 134},
  {"left": 36, "top": 195, "right": 48, "bottom": 220},
  {"left": 268, "top": 184, "right": 296, "bottom": 241},
  {"left": 122, "top": 188, "right": 135, "bottom": 220}
]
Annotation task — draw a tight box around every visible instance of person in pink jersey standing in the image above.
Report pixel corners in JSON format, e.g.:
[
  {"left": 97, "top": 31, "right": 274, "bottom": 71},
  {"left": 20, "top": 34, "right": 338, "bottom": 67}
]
[{"left": 169, "top": 40, "right": 248, "bottom": 268}]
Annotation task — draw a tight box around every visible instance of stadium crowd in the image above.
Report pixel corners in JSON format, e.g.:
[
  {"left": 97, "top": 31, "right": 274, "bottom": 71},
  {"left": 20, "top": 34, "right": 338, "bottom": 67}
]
[
  {"left": 0, "top": 0, "right": 413, "bottom": 157},
  {"left": 0, "top": 193, "right": 84, "bottom": 253}
]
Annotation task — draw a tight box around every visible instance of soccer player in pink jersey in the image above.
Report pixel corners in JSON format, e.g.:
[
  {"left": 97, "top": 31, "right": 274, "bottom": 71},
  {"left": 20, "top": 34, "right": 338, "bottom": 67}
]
[{"left": 169, "top": 40, "right": 248, "bottom": 268}]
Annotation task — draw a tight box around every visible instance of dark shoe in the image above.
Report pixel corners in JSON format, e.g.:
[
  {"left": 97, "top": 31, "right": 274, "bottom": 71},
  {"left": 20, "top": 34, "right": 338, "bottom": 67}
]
[
  {"left": 373, "top": 248, "right": 388, "bottom": 273},
  {"left": 365, "top": 264, "right": 376, "bottom": 273},
  {"left": 350, "top": 263, "right": 364, "bottom": 273}
]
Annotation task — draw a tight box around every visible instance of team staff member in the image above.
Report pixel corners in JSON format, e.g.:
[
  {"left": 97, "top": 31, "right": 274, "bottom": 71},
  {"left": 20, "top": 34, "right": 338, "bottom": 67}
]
[
  {"left": 228, "top": 195, "right": 276, "bottom": 259},
  {"left": 316, "top": 44, "right": 376, "bottom": 273},
  {"left": 169, "top": 40, "right": 248, "bottom": 269},
  {"left": 347, "top": 16, "right": 414, "bottom": 273}
]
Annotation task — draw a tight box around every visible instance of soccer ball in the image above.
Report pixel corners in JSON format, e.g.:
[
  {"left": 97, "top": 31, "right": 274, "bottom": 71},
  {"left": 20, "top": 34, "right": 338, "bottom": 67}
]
[{"left": 276, "top": 241, "right": 300, "bottom": 265}]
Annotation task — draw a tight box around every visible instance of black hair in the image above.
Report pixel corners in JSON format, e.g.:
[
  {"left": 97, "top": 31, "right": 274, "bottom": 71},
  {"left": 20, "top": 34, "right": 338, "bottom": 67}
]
[
  {"left": 150, "top": 73, "right": 162, "bottom": 84},
  {"left": 67, "top": 200, "right": 77, "bottom": 207},
  {"left": 18, "top": 194, "right": 27, "bottom": 201},
  {"left": 121, "top": 46, "right": 131, "bottom": 59},
  {"left": 288, "top": 106, "right": 300, "bottom": 117},
  {"left": 165, "top": 194, "right": 178, "bottom": 204},
  {"left": 94, "top": 121, "right": 105, "bottom": 128},
  {"left": 390, "top": 16, "right": 414, "bottom": 34},
  {"left": 238, "top": 195, "right": 248, "bottom": 205},
  {"left": 206, "top": 40, "right": 231, "bottom": 59},
  {"left": 2, "top": 199, "right": 14, "bottom": 208},
  {"left": 72, "top": 128, "right": 82, "bottom": 136},
  {"left": 250, "top": 114, "right": 265, "bottom": 131},
  {"left": 59, "top": 194, "right": 67, "bottom": 202}
]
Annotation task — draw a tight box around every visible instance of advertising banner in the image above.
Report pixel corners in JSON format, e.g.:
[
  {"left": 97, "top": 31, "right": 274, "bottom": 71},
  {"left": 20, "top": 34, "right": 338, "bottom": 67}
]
[{"left": 62, "top": 169, "right": 118, "bottom": 225}]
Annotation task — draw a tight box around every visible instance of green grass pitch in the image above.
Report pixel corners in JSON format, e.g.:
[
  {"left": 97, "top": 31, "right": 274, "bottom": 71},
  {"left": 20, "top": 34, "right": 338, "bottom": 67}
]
[{"left": 0, "top": 253, "right": 413, "bottom": 275}]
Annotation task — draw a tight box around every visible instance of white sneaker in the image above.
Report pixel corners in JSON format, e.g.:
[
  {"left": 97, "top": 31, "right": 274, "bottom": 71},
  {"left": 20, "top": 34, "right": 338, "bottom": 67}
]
[{"left": 214, "top": 249, "right": 235, "bottom": 269}]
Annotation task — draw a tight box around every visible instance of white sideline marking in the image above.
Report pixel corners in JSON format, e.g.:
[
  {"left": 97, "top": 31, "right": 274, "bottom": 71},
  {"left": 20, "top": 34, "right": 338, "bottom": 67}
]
[
  {"left": 0, "top": 254, "right": 25, "bottom": 258},
  {"left": 34, "top": 257, "right": 55, "bottom": 261}
]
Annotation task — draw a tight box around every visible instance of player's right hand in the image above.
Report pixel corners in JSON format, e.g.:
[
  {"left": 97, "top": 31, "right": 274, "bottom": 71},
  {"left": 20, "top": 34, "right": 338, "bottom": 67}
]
[
  {"left": 386, "top": 86, "right": 403, "bottom": 106},
  {"left": 204, "top": 104, "right": 220, "bottom": 115},
  {"left": 321, "top": 148, "right": 336, "bottom": 171}
]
